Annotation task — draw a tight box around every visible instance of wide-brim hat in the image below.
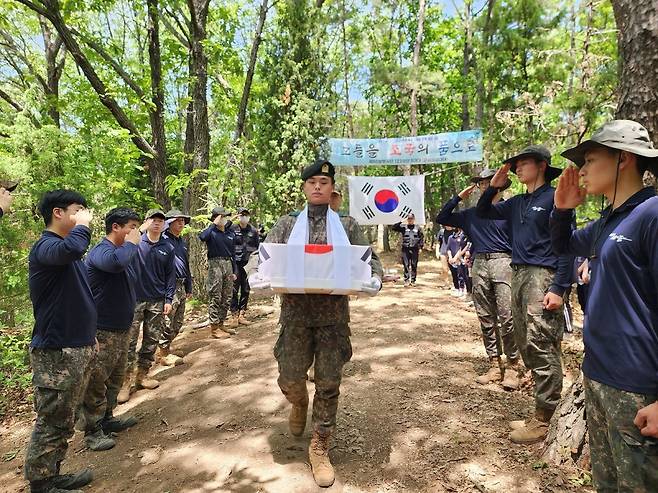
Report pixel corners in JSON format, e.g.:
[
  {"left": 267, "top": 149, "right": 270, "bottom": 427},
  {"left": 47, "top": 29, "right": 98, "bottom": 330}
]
[
  {"left": 561, "top": 120, "right": 658, "bottom": 175},
  {"left": 165, "top": 209, "right": 191, "bottom": 224},
  {"left": 504, "top": 145, "right": 562, "bottom": 182},
  {"left": 209, "top": 206, "right": 231, "bottom": 220},
  {"left": 470, "top": 168, "right": 512, "bottom": 191},
  {"left": 146, "top": 208, "right": 166, "bottom": 220}
]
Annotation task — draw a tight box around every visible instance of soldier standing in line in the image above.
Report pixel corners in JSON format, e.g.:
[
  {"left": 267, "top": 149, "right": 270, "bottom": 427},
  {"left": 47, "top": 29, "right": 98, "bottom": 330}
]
[
  {"left": 249, "top": 159, "right": 383, "bottom": 487},
  {"left": 80, "top": 208, "right": 141, "bottom": 451},
  {"left": 228, "top": 207, "right": 259, "bottom": 328},
  {"left": 437, "top": 169, "right": 520, "bottom": 389},
  {"left": 391, "top": 213, "right": 424, "bottom": 287},
  {"left": 25, "top": 190, "right": 96, "bottom": 493},
  {"left": 118, "top": 209, "right": 175, "bottom": 403},
  {"left": 156, "top": 209, "right": 193, "bottom": 366},
  {"left": 199, "top": 207, "right": 237, "bottom": 338},
  {"left": 477, "top": 146, "right": 573, "bottom": 444}
]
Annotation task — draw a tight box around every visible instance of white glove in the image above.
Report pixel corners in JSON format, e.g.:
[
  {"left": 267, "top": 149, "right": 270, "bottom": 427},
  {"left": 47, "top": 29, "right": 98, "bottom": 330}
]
[
  {"left": 361, "top": 276, "right": 382, "bottom": 296},
  {"left": 248, "top": 272, "right": 271, "bottom": 290}
]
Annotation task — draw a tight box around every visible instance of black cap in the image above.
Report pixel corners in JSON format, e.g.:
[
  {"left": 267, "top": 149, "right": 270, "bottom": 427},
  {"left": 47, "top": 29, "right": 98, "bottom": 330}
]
[
  {"left": 209, "top": 206, "right": 231, "bottom": 221},
  {"left": 301, "top": 159, "right": 335, "bottom": 181},
  {"left": 503, "top": 145, "right": 562, "bottom": 182},
  {"left": 237, "top": 207, "right": 250, "bottom": 215}
]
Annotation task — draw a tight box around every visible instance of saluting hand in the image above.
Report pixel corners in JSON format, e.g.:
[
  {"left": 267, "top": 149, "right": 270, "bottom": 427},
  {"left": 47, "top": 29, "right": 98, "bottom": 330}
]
[
  {"left": 126, "top": 227, "right": 141, "bottom": 245},
  {"left": 72, "top": 208, "right": 93, "bottom": 227},
  {"left": 140, "top": 218, "right": 153, "bottom": 233},
  {"left": 634, "top": 402, "right": 658, "bottom": 439},
  {"left": 490, "top": 163, "right": 511, "bottom": 189},
  {"left": 458, "top": 184, "right": 477, "bottom": 200},
  {"left": 555, "top": 166, "right": 586, "bottom": 209},
  {"left": 542, "top": 292, "right": 564, "bottom": 311}
]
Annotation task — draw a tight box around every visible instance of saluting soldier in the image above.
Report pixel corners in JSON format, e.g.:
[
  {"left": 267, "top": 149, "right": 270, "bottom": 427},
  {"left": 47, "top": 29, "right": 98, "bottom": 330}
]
[{"left": 249, "top": 159, "right": 383, "bottom": 487}]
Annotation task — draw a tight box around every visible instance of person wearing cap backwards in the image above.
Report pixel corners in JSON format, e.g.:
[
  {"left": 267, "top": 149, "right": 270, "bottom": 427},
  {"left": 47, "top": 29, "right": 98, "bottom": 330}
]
[
  {"left": 391, "top": 213, "right": 425, "bottom": 287},
  {"left": 248, "top": 159, "right": 383, "bottom": 487},
  {"left": 476, "top": 145, "right": 573, "bottom": 444},
  {"left": 550, "top": 120, "right": 658, "bottom": 492},
  {"left": 80, "top": 208, "right": 141, "bottom": 452},
  {"left": 199, "top": 206, "right": 238, "bottom": 338},
  {"left": 156, "top": 209, "right": 193, "bottom": 366},
  {"left": 437, "top": 169, "right": 520, "bottom": 389},
  {"left": 228, "top": 207, "right": 259, "bottom": 328},
  {"left": 118, "top": 209, "right": 175, "bottom": 403}
]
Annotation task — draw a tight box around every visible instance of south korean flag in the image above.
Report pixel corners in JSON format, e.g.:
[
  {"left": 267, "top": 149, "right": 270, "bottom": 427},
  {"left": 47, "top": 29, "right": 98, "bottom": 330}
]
[{"left": 348, "top": 175, "right": 425, "bottom": 225}]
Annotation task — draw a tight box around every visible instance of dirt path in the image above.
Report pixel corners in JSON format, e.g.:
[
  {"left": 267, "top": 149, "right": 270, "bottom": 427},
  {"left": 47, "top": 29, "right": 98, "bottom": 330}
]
[{"left": 0, "top": 254, "right": 590, "bottom": 493}]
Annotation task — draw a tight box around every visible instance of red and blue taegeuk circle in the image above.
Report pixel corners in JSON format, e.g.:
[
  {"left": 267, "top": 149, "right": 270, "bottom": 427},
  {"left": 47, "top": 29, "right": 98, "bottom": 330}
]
[{"left": 374, "top": 189, "right": 399, "bottom": 213}]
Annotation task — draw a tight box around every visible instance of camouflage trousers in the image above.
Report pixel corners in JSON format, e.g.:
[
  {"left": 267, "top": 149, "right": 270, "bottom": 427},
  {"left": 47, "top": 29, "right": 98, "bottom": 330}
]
[
  {"left": 24, "top": 346, "right": 94, "bottom": 482},
  {"left": 159, "top": 280, "right": 187, "bottom": 349},
  {"left": 80, "top": 329, "right": 130, "bottom": 433},
  {"left": 207, "top": 258, "right": 233, "bottom": 325},
  {"left": 127, "top": 301, "right": 165, "bottom": 372},
  {"left": 511, "top": 265, "right": 564, "bottom": 412},
  {"left": 274, "top": 323, "right": 353, "bottom": 434},
  {"left": 584, "top": 377, "right": 658, "bottom": 492},
  {"left": 471, "top": 254, "right": 517, "bottom": 360}
]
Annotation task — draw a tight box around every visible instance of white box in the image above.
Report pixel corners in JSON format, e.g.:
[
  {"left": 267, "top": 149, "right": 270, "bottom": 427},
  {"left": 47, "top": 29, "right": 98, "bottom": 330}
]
[{"left": 258, "top": 243, "right": 372, "bottom": 295}]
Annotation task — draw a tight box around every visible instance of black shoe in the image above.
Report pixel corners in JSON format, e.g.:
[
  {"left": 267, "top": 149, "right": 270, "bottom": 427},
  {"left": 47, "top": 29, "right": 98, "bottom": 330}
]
[
  {"left": 84, "top": 429, "right": 116, "bottom": 451},
  {"left": 101, "top": 414, "right": 138, "bottom": 433},
  {"left": 30, "top": 478, "right": 83, "bottom": 493},
  {"left": 52, "top": 469, "right": 94, "bottom": 489}
]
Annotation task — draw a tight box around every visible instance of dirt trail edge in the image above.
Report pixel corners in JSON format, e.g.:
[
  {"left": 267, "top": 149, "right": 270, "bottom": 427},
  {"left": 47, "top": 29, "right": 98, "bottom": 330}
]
[{"left": 0, "top": 255, "right": 591, "bottom": 493}]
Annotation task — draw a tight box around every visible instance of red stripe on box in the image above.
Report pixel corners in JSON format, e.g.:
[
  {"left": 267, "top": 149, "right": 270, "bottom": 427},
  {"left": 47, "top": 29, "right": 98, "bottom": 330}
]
[{"left": 304, "top": 244, "right": 333, "bottom": 254}]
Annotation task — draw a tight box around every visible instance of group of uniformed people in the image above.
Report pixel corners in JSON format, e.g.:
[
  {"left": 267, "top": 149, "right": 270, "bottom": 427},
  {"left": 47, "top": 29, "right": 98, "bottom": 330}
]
[{"left": 9, "top": 119, "right": 658, "bottom": 492}]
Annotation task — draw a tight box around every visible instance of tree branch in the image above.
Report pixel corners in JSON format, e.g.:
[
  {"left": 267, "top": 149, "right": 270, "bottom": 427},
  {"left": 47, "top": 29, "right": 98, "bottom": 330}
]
[
  {"left": 161, "top": 11, "right": 190, "bottom": 49},
  {"left": 0, "top": 88, "right": 23, "bottom": 112}
]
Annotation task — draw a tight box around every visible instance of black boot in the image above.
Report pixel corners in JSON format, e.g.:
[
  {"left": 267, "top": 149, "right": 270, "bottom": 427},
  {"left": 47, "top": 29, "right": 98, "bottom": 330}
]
[
  {"left": 52, "top": 469, "right": 94, "bottom": 489},
  {"left": 101, "top": 413, "right": 138, "bottom": 433}
]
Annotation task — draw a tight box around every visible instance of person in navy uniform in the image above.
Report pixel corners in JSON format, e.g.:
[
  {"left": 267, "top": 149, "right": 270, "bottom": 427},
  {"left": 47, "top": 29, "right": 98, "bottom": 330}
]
[
  {"left": 551, "top": 120, "right": 658, "bottom": 492},
  {"left": 228, "top": 207, "right": 259, "bottom": 327},
  {"left": 477, "top": 145, "right": 573, "bottom": 444},
  {"left": 391, "top": 213, "right": 424, "bottom": 287}
]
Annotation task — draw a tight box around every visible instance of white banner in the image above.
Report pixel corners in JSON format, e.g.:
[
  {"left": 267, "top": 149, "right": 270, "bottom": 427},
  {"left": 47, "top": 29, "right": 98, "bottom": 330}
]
[{"left": 348, "top": 175, "right": 425, "bottom": 225}]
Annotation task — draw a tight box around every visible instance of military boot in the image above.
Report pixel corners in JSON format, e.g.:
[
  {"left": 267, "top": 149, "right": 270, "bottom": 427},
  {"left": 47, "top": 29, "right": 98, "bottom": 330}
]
[
  {"left": 289, "top": 394, "right": 309, "bottom": 437},
  {"left": 309, "top": 430, "right": 335, "bottom": 487},
  {"left": 84, "top": 429, "right": 116, "bottom": 451},
  {"left": 227, "top": 312, "right": 240, "bottom": 328},
  {"left": 135, "top": 367, "right": 159, "bottom": 390},
  {"left": 501, "top": 358, "right": 522, "bottom": 390},
  {"left": 475, "top": 357, "right": 503, "bottom": 385},
  {"left": 238, "top": 310, "right": 253, "bottom": 326},
  {"left": 51, "top": 468, "right": 94, "bottom": 490},
  {"left": 221, "top": 322, "right": 237, "bottom": 335},
  {"left": 30, "top": 478, "right": 84, "bottom": 493},
  {"left": 156, "top": 346, "right": 184, "bottom": 367},
  {"left": 101, "top": 413, "right": 138, "bottom": 433},
  {"left": 210, "top": 323, "right": 230, "bottom": 339},
  {"left": 509, "top": 408, "right": 553, "bottom": 444},
  {"left": 117, "top": 368, "right": 136, "bottom": 404}
]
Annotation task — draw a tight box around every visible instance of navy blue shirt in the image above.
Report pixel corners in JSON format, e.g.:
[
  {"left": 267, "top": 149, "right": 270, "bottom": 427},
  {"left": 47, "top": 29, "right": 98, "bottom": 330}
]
[
  {"left": 446, "top": 232, "right": 466, "bottom": 257},
  {"left": 551, "top": 187, "right": 658, "bottom": 394},
  {"left": 198, "top": 223, "right": 237, "bottom": 273},
  {"left": 28, "top": 226, "right": 97, "bottom": 348},
  {"left": 134, "top": 233, "right": 176, "bottom": 304},
  {"left": 476, "top": 183, "right": 573, "bottom": 295},
  {"left": 86, "top": 239, "right": 139, "bottom": 331},
  {"left": 162, "top": 232, "right": 192, "bottom": 294},
  {"left": 437, "top": 195, "right": 511, "bottom": 256}
]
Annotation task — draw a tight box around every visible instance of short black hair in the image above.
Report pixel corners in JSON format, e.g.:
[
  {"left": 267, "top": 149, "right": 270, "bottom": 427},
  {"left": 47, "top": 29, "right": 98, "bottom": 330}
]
[
  {"left": 38, "top": 189, "right": 87, "bottom": 226},
  {"left": 105, "top": 207, "right": 141, "bottom": 234}
]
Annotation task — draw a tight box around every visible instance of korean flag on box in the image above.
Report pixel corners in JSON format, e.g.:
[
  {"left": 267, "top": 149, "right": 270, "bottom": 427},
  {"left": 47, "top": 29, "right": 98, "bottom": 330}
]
[{"left": 347, "top": 175, "right": 425, "bottom": 225}]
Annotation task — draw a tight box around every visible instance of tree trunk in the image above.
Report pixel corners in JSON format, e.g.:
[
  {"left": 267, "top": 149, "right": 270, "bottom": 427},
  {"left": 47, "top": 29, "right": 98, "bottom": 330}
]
[
  {"left": 544, "top": 0, "right": 658, "bottom": 466},
  {"left": 186, "top": 0, "right": 211, "bottom": 299},
  {"left": 146, "top": 0, "right": 170, "bottom": 209},
  {"left": 341, "top": 0, "right": 354, "bottom": 138},
  {"left": 611, "top": 0, "right": 658, "bottom": 187},
  {"left": 474, "top": 0, "right": 494, "bottom": 129},
  {"left": 39, "top": 16, "right": 65, "bottom": 127},
  {"left": 460, "top": 0, "right": 472, "bottom": 132}
]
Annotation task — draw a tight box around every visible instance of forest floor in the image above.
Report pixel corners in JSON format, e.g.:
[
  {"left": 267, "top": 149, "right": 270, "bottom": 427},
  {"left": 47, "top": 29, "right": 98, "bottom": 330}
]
[{"left": 0, "top": 252, "right": 593, "bottom": 493}]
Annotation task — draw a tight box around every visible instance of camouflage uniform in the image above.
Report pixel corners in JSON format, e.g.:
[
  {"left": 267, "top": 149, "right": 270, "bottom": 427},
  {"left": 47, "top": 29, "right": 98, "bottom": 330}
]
[
  {"left": 471, "top": 254, "right": 517, "bottom": 359},
  {"left": 511, "top": 265, "right": 564, "bottom": 411},
  {"left": 126, "top": 301, "right": 165, "bottom": 372},
  {"left": 584, "top": 377, "right": 658, "bottom": 492},
  {"left": 24, "top": 346, "right": 95, "bottom": 482},
  {"left": 264, "top": 204, "right": 383, "bottom": 434},
  {"left": 80, "top": 329, "right": 130, "bottom": 432},
  {"left": 207, "top": 258, "right": 234, "bottom": 325},
  {"left": 159, "top": 279, "right": 186, "bottom": 349}
]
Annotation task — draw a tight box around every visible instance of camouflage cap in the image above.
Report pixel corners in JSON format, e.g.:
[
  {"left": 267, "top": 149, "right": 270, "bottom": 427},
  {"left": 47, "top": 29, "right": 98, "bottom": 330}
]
[
  {"left": 165, "top": 208, "right": 191, "bottom": 224},
  {"left": 561, "top": 120, "right": 658, "bottom": 175},
  {"left": 209, "top": 206, "right": 231, "bottom": 220},
  {"left": 146, "top": 208, "right": 166, "bottom": 219},
  {"left": 503, "top": 145, "right": 562, "bottom": 181}
]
